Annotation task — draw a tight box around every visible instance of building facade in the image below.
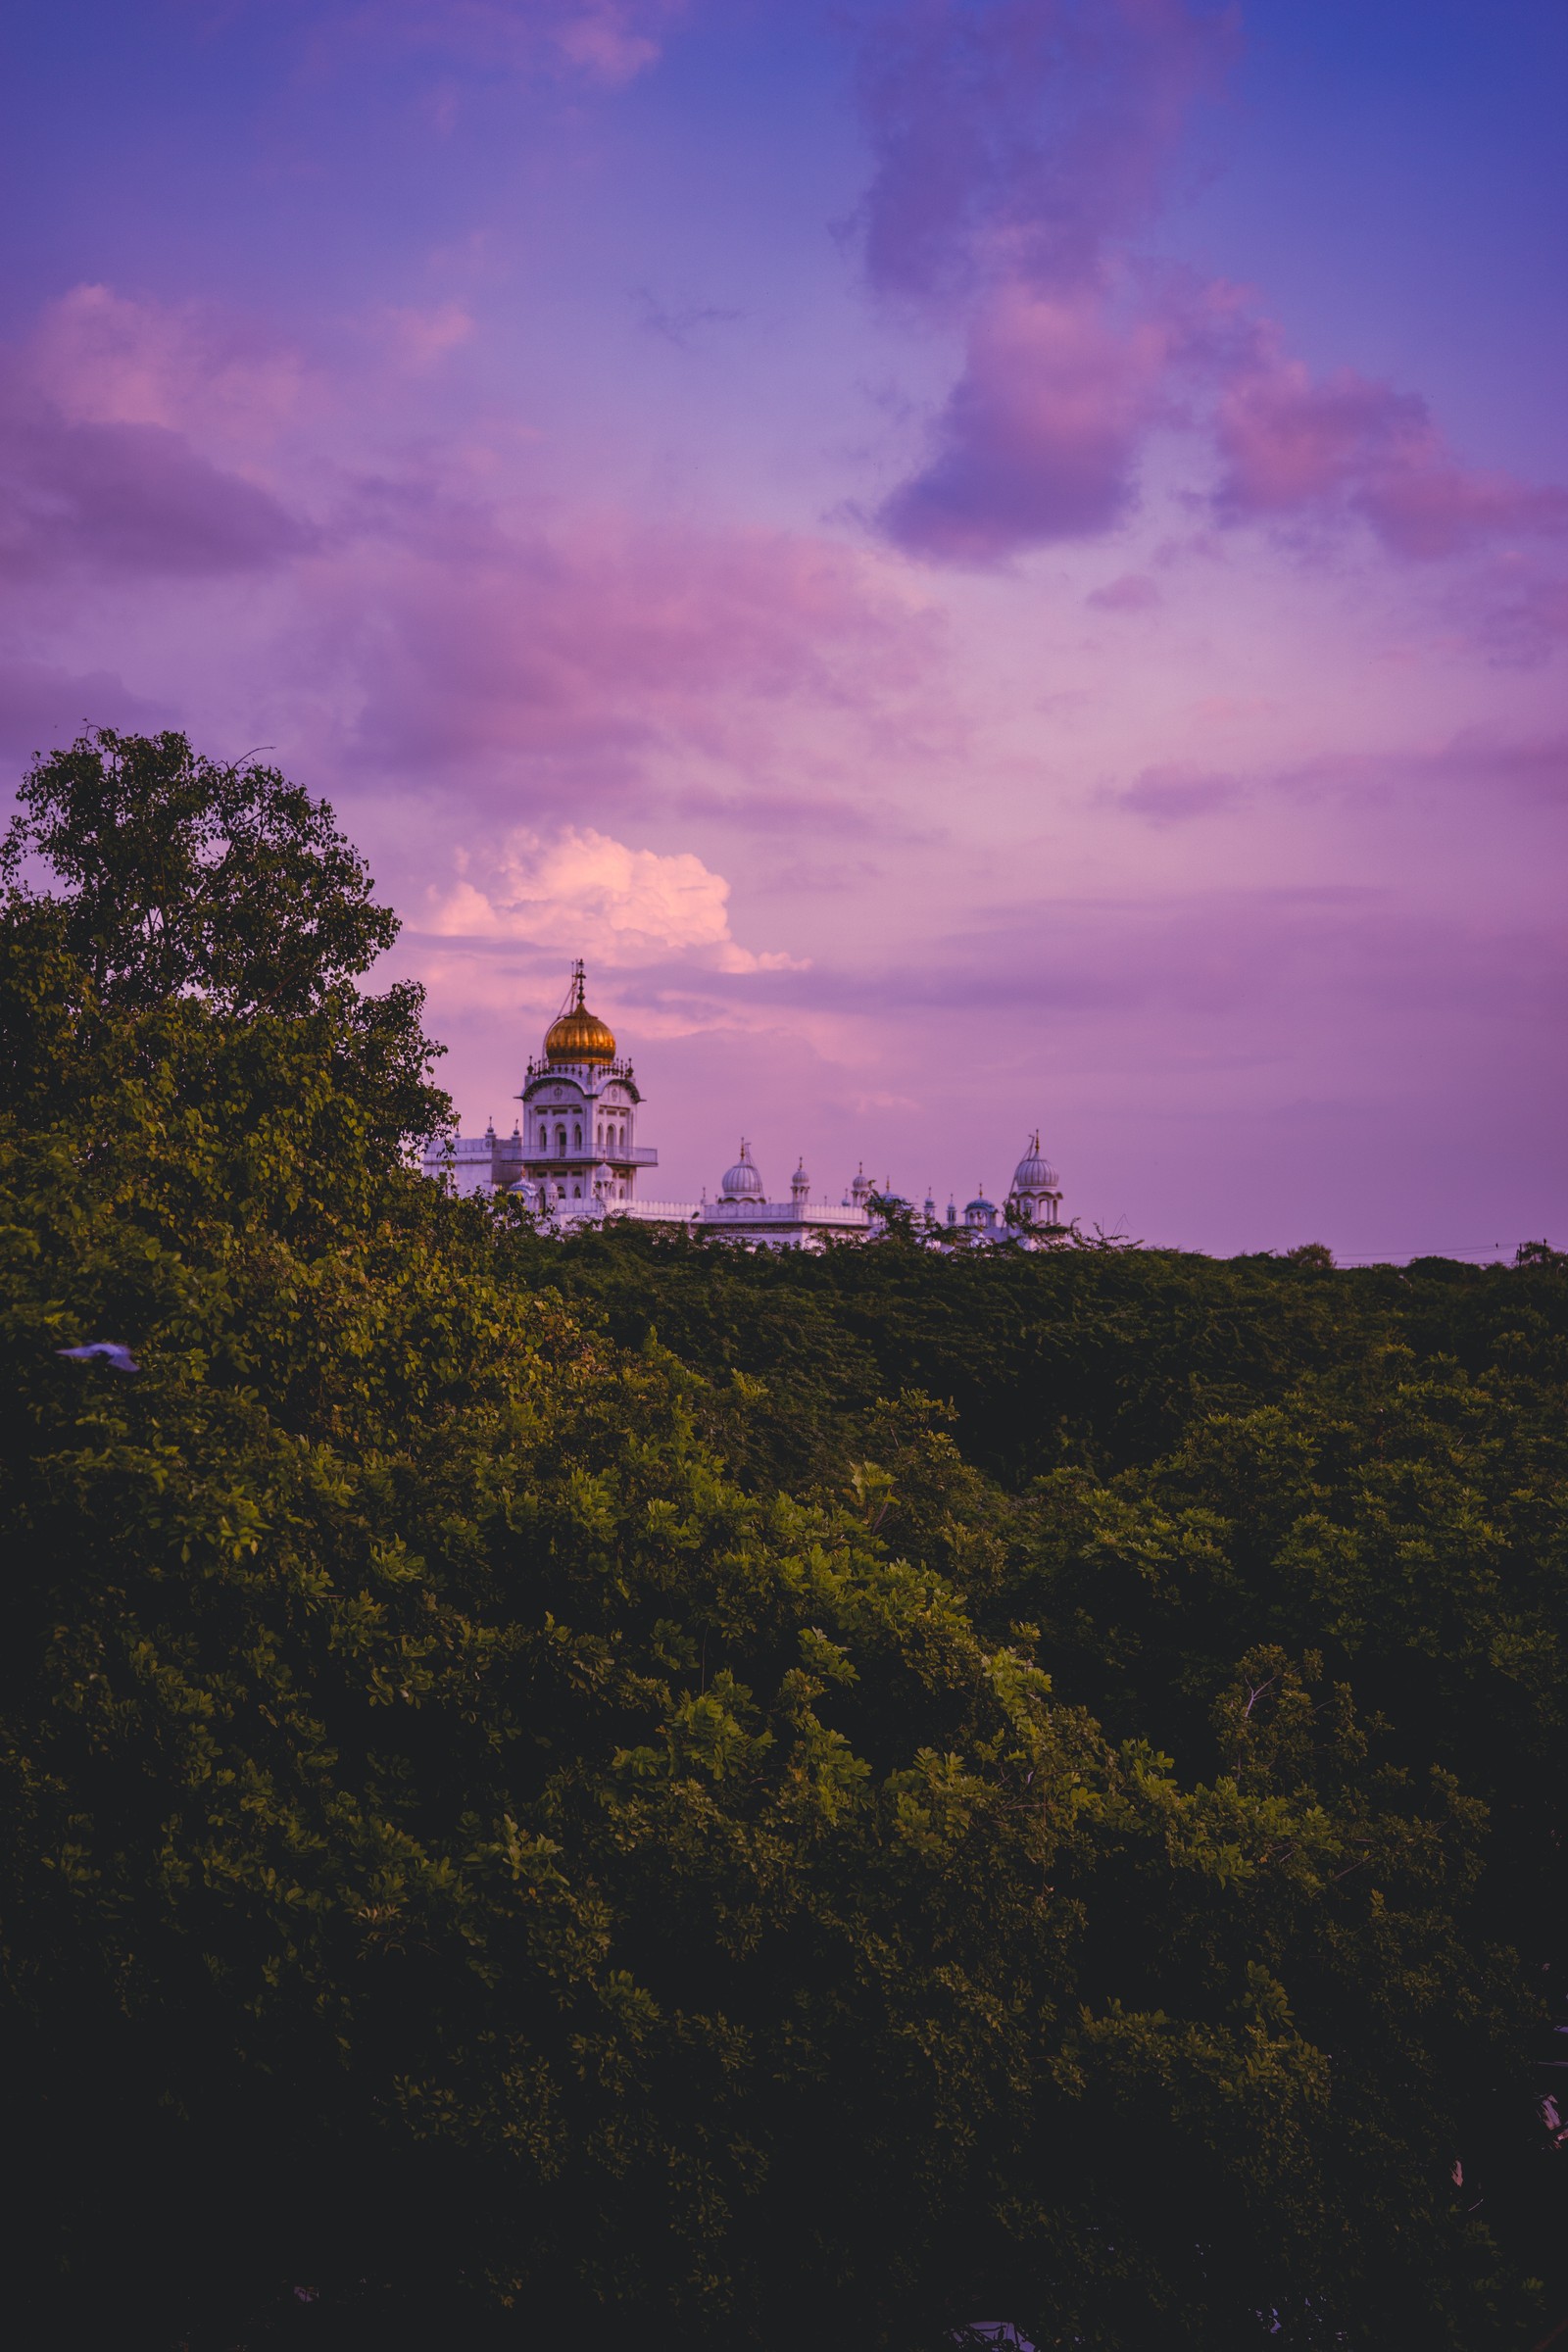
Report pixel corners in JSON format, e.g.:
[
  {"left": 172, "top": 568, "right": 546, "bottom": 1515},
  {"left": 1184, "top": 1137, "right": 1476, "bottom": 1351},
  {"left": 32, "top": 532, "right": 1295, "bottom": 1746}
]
[{"left": 421, "top": 964, "right": 1069, "bottom": 1249}]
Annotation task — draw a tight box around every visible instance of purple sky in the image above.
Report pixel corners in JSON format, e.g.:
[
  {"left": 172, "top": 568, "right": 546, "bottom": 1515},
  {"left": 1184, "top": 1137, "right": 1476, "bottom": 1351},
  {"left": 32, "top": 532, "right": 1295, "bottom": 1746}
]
[{"left": 2, "top": 0, "right": 1565, "bottom": 1254}]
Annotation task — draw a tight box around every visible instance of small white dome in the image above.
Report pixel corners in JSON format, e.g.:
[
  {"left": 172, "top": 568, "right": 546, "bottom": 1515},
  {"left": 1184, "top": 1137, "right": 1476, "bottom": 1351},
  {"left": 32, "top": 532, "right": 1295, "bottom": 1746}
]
[
  {"left": 720, "top": 1139, "right": 764, "bottom": 1199},
  {"left": 1011, "top": 1131, "right": 1059, "bottom": 1193}
]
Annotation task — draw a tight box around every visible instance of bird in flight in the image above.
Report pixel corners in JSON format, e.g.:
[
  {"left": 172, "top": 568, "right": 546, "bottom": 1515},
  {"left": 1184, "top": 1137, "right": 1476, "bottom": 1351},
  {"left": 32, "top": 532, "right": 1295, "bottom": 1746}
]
[{"left": 56, "top": 1342, "right": 140, "bottom": 1373}]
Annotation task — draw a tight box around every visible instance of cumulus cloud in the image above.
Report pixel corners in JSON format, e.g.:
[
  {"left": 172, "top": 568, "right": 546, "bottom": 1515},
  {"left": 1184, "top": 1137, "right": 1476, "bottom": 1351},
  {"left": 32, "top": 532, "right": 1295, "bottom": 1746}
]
[{"left": 427, "top": 827, "right": 805, "bottom": 970}]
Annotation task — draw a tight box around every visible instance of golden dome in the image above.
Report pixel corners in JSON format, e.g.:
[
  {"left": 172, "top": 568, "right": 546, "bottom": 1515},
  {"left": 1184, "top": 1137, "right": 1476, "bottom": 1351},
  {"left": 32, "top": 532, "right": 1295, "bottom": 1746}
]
[{"left": 544, "top": 964, "right": 615, "bottom": 1064}]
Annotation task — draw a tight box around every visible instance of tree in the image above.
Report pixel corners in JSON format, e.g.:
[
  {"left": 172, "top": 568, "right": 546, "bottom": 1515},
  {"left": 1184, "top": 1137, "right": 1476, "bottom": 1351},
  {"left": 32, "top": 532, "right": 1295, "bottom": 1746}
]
[
  {"left": 0, "top": 727, "right": 449, "bottom": 1151},
  {"left": 3, "top": 727, "right": 397, "bottom": 1014},
  {"left": 1, "top": 736, "right": 1563, "bottom": 2346}
]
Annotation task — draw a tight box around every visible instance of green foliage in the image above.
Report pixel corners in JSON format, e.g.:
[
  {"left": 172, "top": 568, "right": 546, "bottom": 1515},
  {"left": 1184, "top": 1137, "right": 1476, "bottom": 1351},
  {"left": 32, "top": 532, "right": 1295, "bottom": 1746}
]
[
  {"left": 1, "top": 740, "right": 1564, "bottom": 2347},
  {"left": 3, "top": 727, "right": 398, "bottom": 1015}
]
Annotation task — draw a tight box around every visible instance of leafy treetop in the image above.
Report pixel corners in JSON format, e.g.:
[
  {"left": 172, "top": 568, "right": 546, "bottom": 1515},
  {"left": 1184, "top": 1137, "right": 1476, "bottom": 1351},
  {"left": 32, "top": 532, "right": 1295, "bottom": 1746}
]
[{"left": 2, "top": 727, "right": 399, "bottom": 1015}]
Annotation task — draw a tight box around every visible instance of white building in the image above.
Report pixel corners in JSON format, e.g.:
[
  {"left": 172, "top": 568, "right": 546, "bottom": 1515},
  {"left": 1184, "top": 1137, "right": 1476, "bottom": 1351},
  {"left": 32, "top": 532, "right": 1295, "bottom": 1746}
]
[{"left": 421, "top": 964, "right": 1069, "bottom": 1249}]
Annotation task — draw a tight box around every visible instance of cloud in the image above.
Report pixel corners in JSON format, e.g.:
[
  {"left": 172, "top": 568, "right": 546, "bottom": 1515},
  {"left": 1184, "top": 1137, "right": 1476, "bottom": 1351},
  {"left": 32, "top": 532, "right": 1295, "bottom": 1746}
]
[
  {"left": 309, "top": 498, "right": 942, "bottom": 791},
  {"left": 1087, "top": 570, "right": 1161, "bottom": 612},
  {"left": 427, "top": 826, "right": 805, "bottom": 970},
  {"left": 878, "top": 284, "right": 1170, "bottom": 562},
  {"left": 1101, "top": 728, "right": 1568, "bottom": 829},
  {"left": 792, "top": 886, "right": 1568, "bottom": 1029},
  {"left": 853, "top": 0, "right": 1231, "bottom": 308},
  {"left": 1276, "top": 729, "right": 1568, "bottom": 809},
  {"left": 0, "top": 655, "right": 166, "bottom": 763},
  {"left": 24, "top": 283, "right": 307, "bottom": 451},
  {"left": 854, "top": 0, "right": 1238, "bottom": 562},
  {"left": 374, "top": 302, "right": 476, "bottom": 374},
  {"left": 1213, "top": 328, "right": 1568, "bottom": 560},
  {"left": 0, "top": 405, "right": 314, "bottom": 582},
  {"left": 1459, "top": 563, "right": 1568, "bottom": 667},
  {"left": 851, "top": 6, "right": 1567, "bottom": 572},
  {"left": 0, "top": 286, "right": 315, "bottom": 586},
  {"left": 631, "top": 288, "right": 742, "bottom": 348},
  {"left": 0, "top": 281, "right": 947, "bottom": 832},
  {"left": 1117, "top": 762, "right": 1246, "bottom": 823},
  {"left": 316, "top": 0, "right": 687, "bottom": 88}
]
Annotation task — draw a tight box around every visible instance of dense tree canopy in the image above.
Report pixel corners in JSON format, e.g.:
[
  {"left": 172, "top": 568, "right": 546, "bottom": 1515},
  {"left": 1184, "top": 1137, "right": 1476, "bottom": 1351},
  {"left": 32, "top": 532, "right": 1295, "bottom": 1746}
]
[{"left": 0, "top": 737, "right": 1563, "bottom": 2348}]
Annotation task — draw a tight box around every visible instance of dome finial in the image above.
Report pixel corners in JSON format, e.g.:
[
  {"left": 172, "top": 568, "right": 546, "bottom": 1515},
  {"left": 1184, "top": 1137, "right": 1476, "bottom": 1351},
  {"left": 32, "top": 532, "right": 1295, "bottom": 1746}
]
[
  {"left": 720, "top": 1139, "right": 764, "bottom": 1200},
  {"left": 543, "top": 961, "right": 616, "bottom": 1065}
]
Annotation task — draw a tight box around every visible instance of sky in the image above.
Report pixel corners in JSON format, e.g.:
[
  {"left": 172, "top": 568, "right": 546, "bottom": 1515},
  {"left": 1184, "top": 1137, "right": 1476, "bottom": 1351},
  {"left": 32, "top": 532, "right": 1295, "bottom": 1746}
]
[{"left": 1, "top": 0, "right": 1565, "bottom": 1256}]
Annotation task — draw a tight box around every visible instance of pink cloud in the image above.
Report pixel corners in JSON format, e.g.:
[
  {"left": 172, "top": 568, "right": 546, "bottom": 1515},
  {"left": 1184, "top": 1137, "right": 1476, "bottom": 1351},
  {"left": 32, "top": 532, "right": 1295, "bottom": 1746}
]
[
  {"left": 0, "top": 283, "right": 943, "bottom": 824},
  {"left": 1214, "top": 332, "right": 1568, "bottom": 559},
  {"left": 24, "top": 284, "right": 308, "bottom": 454},
  {"left": 427, "top": 826, "right": 805, "bottom": 970},
  {"left": 852, "top": 4, "right": 1566, "bottom": 575},
  {"left": 879, "top": 285, "right": 1170, "bottom": 562},
  {"left": 297, "top": 491, "right": 945, "bottom": 803},
  {"left": 855, "top": 1, "right": 1237, "bottom": 565}
]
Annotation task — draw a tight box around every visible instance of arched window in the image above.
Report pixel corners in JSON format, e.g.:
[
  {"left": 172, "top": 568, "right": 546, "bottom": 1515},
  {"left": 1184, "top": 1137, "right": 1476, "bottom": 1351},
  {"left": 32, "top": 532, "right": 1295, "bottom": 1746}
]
[
  {"left": 556, "top": 1127, "right": 566, "bottom": 1156},
  {"left": 573, "top": 1122, "right": 582, "bottom": 1150}
]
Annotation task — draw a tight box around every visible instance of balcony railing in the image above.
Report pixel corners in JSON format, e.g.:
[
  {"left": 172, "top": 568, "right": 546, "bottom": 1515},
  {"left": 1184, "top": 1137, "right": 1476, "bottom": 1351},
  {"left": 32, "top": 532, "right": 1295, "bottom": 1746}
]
[
  {"left": 521, "top": 1056, "right": 639, "bottom": 1084},
  {"left": 514, "top": 1144, "right": 659, "bottom": 1166}
]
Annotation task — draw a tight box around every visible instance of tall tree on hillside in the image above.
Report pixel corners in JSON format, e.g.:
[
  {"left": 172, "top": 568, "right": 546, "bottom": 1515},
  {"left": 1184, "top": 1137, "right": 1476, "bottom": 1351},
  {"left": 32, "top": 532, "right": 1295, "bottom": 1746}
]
[
  {"left": 2, "top": 727, "right": 395, "bottom": 1013},
  {"left": 0, "top": 727, "right": 448, "bottom": 1148}
]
